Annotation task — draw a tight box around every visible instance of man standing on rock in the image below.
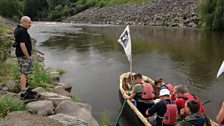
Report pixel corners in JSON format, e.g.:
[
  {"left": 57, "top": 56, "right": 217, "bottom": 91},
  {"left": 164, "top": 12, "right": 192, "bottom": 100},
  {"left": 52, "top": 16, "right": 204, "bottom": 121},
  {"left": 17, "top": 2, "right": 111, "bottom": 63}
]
[{"left": 14, "top": 16, "right": 32, "bottom": 96}]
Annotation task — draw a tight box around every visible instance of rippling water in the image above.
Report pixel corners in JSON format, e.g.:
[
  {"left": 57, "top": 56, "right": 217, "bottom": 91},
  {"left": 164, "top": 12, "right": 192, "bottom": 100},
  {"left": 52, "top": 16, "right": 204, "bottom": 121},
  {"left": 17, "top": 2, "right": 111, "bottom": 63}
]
[{"left": 30, "top": 22, "right": 224, "bottom": 125}]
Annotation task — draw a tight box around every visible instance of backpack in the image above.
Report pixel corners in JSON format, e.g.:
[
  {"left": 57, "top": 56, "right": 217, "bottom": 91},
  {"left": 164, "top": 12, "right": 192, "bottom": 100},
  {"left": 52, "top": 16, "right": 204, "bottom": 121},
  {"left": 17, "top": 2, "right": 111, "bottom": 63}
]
[
  {"left": 141, "top": 83, "right": 155, "bottom": 100},
  {"left": 163, "top": 101, "right": 178, "bottom": 125}
]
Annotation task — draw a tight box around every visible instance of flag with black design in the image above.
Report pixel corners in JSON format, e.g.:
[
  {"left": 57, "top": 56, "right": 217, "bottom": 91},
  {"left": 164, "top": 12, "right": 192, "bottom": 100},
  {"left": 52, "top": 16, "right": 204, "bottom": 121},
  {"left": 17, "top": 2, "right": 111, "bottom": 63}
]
[
  {"left": 217, "top": 60, "right": 224, "bottom": 78},
  {"left": 117, "top": 25, "right": 132, "bottom": 62}
]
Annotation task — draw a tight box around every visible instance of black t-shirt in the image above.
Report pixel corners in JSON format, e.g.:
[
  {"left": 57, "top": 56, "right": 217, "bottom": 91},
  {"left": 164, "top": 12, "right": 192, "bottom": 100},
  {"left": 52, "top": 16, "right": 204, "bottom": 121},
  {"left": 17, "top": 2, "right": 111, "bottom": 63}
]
[
  {"left": 14, "top": 25, "right": 32, "bottom": 57},
  {"left": 148, "top": 99, "right": 173, "bottom": 126}
]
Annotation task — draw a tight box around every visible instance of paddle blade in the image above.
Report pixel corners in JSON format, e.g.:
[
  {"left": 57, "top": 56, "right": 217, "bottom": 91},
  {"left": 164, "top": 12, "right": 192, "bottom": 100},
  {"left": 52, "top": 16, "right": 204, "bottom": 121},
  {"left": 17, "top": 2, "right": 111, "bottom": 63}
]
[{"left": 217, "top": 61, "right": 224, "bottom": 78}]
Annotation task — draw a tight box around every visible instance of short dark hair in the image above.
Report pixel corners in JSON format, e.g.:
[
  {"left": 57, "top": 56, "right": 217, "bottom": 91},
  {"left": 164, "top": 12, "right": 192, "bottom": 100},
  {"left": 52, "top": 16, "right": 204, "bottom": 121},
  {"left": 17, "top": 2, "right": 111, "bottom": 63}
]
[
  {"left": 186, "top": 99, "right": 200, "bottom": 113},
  {"left": 154, "top": 77, "right": 162, "bottom": 85},
  {"left": 134, "top": 73, "right": 142, "bottom": 80},
  {"left": 175, "top": 85, "right": 188, "bottom": 94}
]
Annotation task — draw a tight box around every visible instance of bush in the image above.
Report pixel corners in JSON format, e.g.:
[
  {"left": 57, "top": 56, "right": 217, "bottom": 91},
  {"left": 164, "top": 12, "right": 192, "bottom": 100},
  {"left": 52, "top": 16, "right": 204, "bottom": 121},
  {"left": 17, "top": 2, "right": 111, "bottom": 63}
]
[
  {"left": 199, "top": 0, "right": 224, "bottom": 30},
  {"left": 0, "top": 0, "right": 23, "bottom": 19},
  {"left": 0, "top": 95, "right": 26, "bottom": 118},
  {"left": 28, "top": 61, "right": 53, "bottom": 90},
  {"left": 56, "top": 68, "right": 66, "bottom": 75},
  {"left": 100, "top": 112, "right": 112, "bottom": 126}
]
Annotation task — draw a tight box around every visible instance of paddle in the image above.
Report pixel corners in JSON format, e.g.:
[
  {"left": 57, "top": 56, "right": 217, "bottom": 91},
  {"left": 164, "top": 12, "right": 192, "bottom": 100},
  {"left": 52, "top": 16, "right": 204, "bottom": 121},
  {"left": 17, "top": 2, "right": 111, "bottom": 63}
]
[
  {"left": 202, "top": 100, "right": 211, "bottom": 105},
  {"left": 114, "top": 80, "right": 133, "bottom": 126}
]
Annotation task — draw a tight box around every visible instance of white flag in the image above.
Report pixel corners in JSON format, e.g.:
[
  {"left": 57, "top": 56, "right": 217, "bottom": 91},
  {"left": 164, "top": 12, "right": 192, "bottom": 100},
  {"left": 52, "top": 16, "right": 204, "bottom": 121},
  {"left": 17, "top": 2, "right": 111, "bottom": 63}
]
[
  {"left": 117, "top": 25, "right": 132, "bottom": 62},
  {"left": 217, "top": 60, "right": 224, "bottom": 78}
]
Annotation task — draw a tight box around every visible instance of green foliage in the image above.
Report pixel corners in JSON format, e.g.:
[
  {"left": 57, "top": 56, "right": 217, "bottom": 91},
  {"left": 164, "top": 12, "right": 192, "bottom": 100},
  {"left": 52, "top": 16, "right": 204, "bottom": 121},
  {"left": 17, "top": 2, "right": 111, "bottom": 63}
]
[
  {"left": 0, "top": 95, "right": 26, "bottom": 118},
  {"left": 100, "top": 112, "right": 112, "bottom": 126},
  {"left": 48, "top": 4, "right": 72, "bottom": 21},
  {"left": 23, "top": 0, "right": 49, "bottom": 20},
  {"left": 0, "top": 38, "right": 12, "bottom": 61},
  {"left": 0, "top": 0, "right": 23, "bottom": 20},
  {"left": 0, "top": 24, "right": 11, "bottom": 35},
  {"left": 199, "top": 0, "right": 224, "bottom": 30},
  {"left": 28, "top": 61, "right": 53, "bottom": 90},
  {"left": 56, "top": 68, "right": 66, "bottom": 75},
  {"left": 71, "top": 95, "right": 78, "bottom": 102},
  {"left": 0, "top": 61, "right": 19, "bottom": 83},
  {"left": 0, "top": 0, "right": 150, "bottom": 21}
]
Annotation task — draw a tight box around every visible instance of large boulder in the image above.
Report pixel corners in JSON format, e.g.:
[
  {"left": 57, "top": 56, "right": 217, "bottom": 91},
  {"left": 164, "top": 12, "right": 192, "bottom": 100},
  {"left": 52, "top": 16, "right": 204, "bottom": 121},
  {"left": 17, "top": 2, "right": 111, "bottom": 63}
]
[
  {"left": 32, "top": 87, "right": 45, "bottom": 95},
  {"left": 50, "top": 71, "right": 60, "bottom": 82},
  {"left": 55, "top": 82, "right": 72, "bottom": 93},
  {"left": 40, "top": 92, "right": 72, "bottom": 106},
  {"left": 49, "top": 113, "right": 88, "bottom": 126},
  {"left": 26, "top": 100, "right": 54, "bottom": 116},
  {"left": 55, "top": 101, "right": 99, "bottom": 126},
  {"left": 53, "top": 86, "right": 71, "bottom": 97},
  {"left": 0, "top": 111, "right": 63, "bottom": 126}
]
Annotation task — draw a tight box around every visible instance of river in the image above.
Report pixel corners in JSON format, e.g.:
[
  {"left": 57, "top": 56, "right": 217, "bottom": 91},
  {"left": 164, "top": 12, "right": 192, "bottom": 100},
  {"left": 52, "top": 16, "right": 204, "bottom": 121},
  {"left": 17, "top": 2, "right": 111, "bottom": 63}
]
[{"left": 29, "top": 22, "right": 224, "bottom": 125}]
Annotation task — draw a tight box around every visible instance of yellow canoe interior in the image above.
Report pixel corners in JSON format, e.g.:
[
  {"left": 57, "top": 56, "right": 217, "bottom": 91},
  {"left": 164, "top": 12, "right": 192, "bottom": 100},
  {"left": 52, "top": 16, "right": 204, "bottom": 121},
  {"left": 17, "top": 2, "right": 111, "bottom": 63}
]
[{"left": 119, "top": 72, "right": 218, "bottom": 126}]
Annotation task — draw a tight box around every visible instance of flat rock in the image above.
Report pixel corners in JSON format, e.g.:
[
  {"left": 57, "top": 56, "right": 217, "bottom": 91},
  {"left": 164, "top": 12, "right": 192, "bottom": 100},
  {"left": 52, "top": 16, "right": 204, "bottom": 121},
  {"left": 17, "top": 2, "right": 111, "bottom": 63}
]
[
  {"left": 0, "top": 111, "right": 63, "bottom": 126},
  {"left": 53, "top": 86, "right": 71, "bottom": 97},
  {"left": 49, "top": 113, "right": 88, "bottom": 126},
  {"left": 26, "top": 100, "right": 54, "bottom": 116}
]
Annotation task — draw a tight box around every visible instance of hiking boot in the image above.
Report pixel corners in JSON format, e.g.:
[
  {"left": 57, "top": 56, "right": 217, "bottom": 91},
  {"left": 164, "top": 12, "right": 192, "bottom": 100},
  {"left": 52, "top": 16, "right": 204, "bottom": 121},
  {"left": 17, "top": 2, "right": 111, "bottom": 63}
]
[{"left": 20, "top": 87, "right": 37, "bottom": 100}]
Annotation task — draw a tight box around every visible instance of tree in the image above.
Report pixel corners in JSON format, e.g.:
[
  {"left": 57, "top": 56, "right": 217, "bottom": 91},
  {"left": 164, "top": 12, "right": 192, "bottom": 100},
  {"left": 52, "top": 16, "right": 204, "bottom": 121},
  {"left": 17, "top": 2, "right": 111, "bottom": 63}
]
[
  {"left": 23, "top": 0, "right": 48, "bottom": 20},
  {"left": 199, "top": 0, "right": 224, "bottom": 30},
  {"left": 0, "top": 0, "right": 23, "bottom": 19}
]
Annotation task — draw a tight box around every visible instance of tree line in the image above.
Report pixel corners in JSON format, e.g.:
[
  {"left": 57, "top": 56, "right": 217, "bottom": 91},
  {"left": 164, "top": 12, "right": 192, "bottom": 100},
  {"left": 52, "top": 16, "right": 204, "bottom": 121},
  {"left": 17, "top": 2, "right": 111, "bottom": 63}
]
[{"left": 0, "top": 0, "right": 223, "bottom": 30}]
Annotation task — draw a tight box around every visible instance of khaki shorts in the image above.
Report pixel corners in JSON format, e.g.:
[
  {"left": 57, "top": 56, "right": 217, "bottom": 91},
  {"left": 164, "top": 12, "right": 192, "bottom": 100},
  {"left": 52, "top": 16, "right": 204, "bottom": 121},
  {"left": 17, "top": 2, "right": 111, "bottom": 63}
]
[{"left": 17, "top": 57, "right": 32, "bottom": 74}]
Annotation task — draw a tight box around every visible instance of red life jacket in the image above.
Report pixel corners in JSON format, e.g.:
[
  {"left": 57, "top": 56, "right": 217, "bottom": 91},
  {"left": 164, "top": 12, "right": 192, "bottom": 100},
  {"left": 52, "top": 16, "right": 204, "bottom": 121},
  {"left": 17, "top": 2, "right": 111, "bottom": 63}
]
[
  {"left": 179, "top": 94, "right": 205, "bottom": 114},
  {"left": 164, "top": 83, "right": 175, "bottom": 94},
  {"left": 141, "top": 83, "right": 155, "bottom": 100},
  {"left": 163, "top": 101, "right": 178, "bottom": 125}
]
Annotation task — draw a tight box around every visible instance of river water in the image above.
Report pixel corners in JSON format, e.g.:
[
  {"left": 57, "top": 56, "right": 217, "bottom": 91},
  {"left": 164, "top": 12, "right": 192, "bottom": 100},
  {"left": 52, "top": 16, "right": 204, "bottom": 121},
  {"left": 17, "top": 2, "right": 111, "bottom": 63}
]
[{"left": 29, "top": 22, "right": 224, "bottom": 125}]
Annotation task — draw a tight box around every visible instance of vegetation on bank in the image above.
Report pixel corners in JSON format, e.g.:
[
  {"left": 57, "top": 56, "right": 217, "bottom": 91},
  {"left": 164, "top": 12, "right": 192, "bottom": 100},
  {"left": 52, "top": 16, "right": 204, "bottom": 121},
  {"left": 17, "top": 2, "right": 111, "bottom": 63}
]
[
  {"left": 100, "top": 112, "right": 112, "bottom": 126},
  {"left": 199, "top": 0, "right": 224, "bottom": 30},
  {"left": 0, "top": 95, "right": 26, "bottom": 118}
]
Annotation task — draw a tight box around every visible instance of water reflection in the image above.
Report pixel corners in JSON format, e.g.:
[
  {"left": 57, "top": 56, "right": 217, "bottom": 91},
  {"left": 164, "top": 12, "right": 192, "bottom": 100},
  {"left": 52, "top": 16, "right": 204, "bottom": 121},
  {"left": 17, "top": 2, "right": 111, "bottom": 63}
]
[{"left": 32, "top": 23, "right": 224, "bottom": 125}]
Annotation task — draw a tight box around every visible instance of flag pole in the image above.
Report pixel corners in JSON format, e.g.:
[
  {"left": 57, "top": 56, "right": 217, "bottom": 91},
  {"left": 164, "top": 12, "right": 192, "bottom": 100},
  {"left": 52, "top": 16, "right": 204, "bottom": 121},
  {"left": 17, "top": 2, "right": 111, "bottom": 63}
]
[{"left": 115, "top": 25, "right": 133, "bottom": 126}]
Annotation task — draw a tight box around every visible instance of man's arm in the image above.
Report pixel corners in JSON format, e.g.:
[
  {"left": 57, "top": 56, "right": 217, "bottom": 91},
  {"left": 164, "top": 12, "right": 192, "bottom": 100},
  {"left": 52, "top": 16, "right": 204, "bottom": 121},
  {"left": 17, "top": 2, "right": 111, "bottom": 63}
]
[
  {"left": 20, "top": 43, "right": 30, "bottom": 60},
  {"left": 217, "top": 102, "right": 224, "bottom": 124},
  {"left": 123, "top": 90, "right": 135, "bottom": 100}
]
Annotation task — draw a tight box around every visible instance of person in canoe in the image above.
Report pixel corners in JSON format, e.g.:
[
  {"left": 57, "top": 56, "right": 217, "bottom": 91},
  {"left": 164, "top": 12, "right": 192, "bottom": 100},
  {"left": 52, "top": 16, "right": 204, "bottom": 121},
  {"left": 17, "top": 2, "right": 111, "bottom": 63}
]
[
  {"left": 145, "top": 89, "right": 178, "bottom": 126},
  {"left": 173, "top": 85, "right": 205, "bottom": 114},
  {"left": 153, "top": 77, "right": 175, "bottom": 99},
  {"left": 217, "top": 101, "right": 224, "bottom": 126},
  {"left": 176, "top": 99, "right": 206, "bottom": 126},
  {"left": 123, "top": 73, "right": 155, "bottom": 117}
]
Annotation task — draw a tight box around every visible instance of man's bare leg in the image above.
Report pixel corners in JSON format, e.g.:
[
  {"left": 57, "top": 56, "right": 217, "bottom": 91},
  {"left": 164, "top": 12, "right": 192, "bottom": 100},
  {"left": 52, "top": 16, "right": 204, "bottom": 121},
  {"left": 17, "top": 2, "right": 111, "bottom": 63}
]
[{"left": 20, "top": 73, "right": 27, "bottom": 91}]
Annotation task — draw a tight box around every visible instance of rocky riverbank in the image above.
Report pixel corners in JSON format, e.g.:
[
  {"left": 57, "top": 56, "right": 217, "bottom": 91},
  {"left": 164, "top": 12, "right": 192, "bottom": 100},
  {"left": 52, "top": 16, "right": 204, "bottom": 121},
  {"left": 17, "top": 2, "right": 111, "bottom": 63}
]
[
  {"left": 65, "top": 0, "right": 199, "bottom": 28},
  {"left": 0, "top": 17, "right": 99, "bottom": 126}
]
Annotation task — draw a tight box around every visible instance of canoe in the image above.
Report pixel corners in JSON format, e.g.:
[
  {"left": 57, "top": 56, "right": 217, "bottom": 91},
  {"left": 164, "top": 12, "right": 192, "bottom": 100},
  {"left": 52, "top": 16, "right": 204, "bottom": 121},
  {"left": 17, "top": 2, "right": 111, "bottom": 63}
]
[{"left": 119, "top": 72, "right": 218, "bottom": 126}]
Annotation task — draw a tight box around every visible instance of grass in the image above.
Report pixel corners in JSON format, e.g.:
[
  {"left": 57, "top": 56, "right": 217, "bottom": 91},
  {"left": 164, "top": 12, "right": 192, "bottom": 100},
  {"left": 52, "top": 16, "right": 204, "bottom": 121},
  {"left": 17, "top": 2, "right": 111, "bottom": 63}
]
[
  {"left": 56, "top": 67, "right": 66, "bottom": 75},
  {"left": 28, "top": 60, "right": 53, "bottom": 90},
  {"left": 71, "top": 95, "right": 78, "bottom": 102},
  {"left": 0, "top": 61, "right": 19, "bottom": 83},
  {"left": 0, "top": 24, "right": 11, "bottom": 35},
  {"left": 100, "top": 112, "right": 112, "bottom": 126},
  {"left": 0, "top": 95, "right": 26, "bottom": 118}
]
